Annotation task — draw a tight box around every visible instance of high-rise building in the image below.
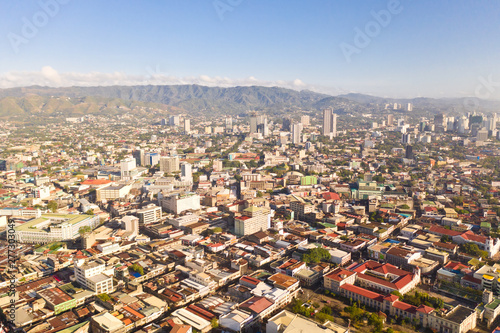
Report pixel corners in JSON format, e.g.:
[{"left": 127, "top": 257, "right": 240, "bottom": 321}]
[
  {"left": 250, "top": 115, "right": 268, "bottom": 136},
  {"left": 159, "top": 156, "right": 179, "bottom": 173},
  {"left": 234, "top": 206, "right": 270, "bottom": 236},
  {"left": 401, "top": 133, "right": 411, "bottom": 145},
  {"left": 145, "top": 152, "right": 160, "bottom": 166},
  {"left": 387, "top": 114, "right": 394, "bottom": 126},
  {"left": 184, "top": 119, "right": 191, "bottom": 133},
  {"left": 489, "top": 113, "right": 498, "bottom": 131},
  {"left": 405, "top": 145, "right": 414, "bottom": 159},
  {"left": 407, "top": 103, "right": 413, "bottom": 112},
  {"left": 169, "top": 115, "right": 180, "bottom": 126},
  {"left": 477, "top": 128, "right": 489, "bottom": 142},
  {"left": 282, "top": 118, "right": 292, "bottom": 131},
  {"left": 300, "top": 115, "right": 310, "bottom": 126},
  {"left": 291, "top": 123, "right": 302, "bottom": 144},
  {"left": 181, "top": 162, "right": 193, "bottom": 182},
  {"left": 225, "top": 117, "right": 233, "bottom": 129},
  {"left": 120, "top": 157, "right": 136, "bottom": 180},
  {"left": 322, "top": 109, "right": 337, "bottom": 138},
  {"left": 133, "top": 149, "right": 146, "bottom": 166}
]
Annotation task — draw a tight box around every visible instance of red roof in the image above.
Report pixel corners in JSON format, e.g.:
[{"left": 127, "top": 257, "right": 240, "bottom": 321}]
[
  {"left": 428, "top": 225, "right": 462, "bottom": 237},
  {"left": 339, "top": 284, "right": 383, "bottom": 301},
  {"left": 325, "top": 268, "right": 356, "bottom": 282},
  {"left": 239, "top": 296, "right": 273, "bottom": 314},
  {"left": 81, "top": 179, "right": 112, "bottom": 185},
  {"left": 321, "top": 192, "right": 340, "bottom": 201},
  {"left": 460, "top": 230, "right": 488, "bottom": 244}
]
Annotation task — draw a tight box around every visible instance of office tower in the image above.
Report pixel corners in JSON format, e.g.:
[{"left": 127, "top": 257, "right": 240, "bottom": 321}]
[
  {"left": 434, "top": 113, "right": 446, "bottom": 132},
  {"left": 301, "top": 115, "right": 310, "bottom": 126},
  {"left": 489, "top": 113, "right": 498, "bottom": 131},
  {"left": 401, "top": 133, "right": 411, "bottom": 145},
  {"left": 418, "top": 121, "right": 426, "bottom": 132},
  {"left": 159, "top": 156, "right": 179, "bottom": 173},
  {"left": 477, "top": 128, "right": 489, "bottom": 142},
  {"left": 405, "top": 145, "right": 414, "bottom": 159},
  {"left": 169, "top": 115, "right": 180, "bottom": 126},
  {"left": 397, "top": 118, "right": 405, "bottom": 127},
  {"left": 407, "top": 103, "right": 413, "bottom": 111},
  {"left": 387, "top": 114, "right": 394, "bottom": 126},
  {"left": 322, "top": 109, "right": 337, "bottom": 138},
  {"left": 250, "top": 116, "right": 258, "bottom": 133},
  {"left": 160, "top": 118, "right": 167, "bottom": 126},
  {"left": 262, "top": 117, "right": 269, "bottom": 137},
  {"left": 225, "top": 117, "right": 233, "bottom": 129},
  {"left": 291, "top": 123, "right": 302, "bottom": 144},
  {"left": 145, "top": 152, "right": 160, "bottom": 166},
  {"left": 282, "top": 118, "right": 292, "bottom": 131},
  {"left": 181, "top": 162, "right": 193, "bottom": 182},
  {"left": 184, "top": 119, "right": 191, "bottom": 133},
  {"left": 120, "top": 157, "right": 136, "bottom": 180},
  {"left": 250, "top": 115, "right": 269, "bottom": 136},
  {"left": 133, "top": 149, "right": 146, "bottom": 166}
]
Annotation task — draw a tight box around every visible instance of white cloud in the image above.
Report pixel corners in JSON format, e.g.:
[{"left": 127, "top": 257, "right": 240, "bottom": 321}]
[{"left": 0, "top": 66, "right": 347, "bottom": 96}]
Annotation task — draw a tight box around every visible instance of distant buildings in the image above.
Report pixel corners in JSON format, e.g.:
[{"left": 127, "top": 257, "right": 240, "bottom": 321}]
[
  {"left": 322, "top": 108, "right": 337, "bottom": 138},
  {"left": 291, "top": 123, "right": 302, "bottom": 145}
]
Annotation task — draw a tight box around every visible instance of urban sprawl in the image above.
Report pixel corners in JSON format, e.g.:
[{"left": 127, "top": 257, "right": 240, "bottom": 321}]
[{"left": 1, "top": 105, "right": 500, "bottom": 333}]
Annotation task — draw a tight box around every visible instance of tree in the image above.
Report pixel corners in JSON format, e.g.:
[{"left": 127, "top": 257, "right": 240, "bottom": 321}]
[
  {"left": 303, "top": 247, "right": 331, "bottom": 263},
  {"left": 85, "top": 209, "right": 94, "bottom": 215},
  {"left": 440, "top": 235, "right": 452, "bottom": 243},
  {"left": 212, "top": 227, "right": 222, "bottom": 233},
  {"left": 47, "top": 200, "right": 58, "bottom": 213},
  {"left": 368, "top": 313, "right": 384, "bottom": 333},
  {"left": 131, "top": 263, "right": 144, "bottom": 276},
  {"left": 79, "top": 226, "right": 92, "bottom": 236},
  {"left": 400, "top": 204, "right": 410, "bottom": 209},
  {"left": 210, "top": 318, "right": 219, "bottom": 328},
  {"left": 97, "top": 293, "right": 111, "bottom": 302}
]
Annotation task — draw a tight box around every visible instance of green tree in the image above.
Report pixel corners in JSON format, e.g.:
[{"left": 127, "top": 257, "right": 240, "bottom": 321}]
[
  {"left": 85, "top": 209, "right": 94, "bottom": 215},
  {"left": 47, "top": 200, "right": 58, "bottom": 213},
  {"left": 211, "top": 318, "right": 219, "bottom": 328},
  {"left": 131, "top": 263, "right": 144, "bottom": 276},
  {"left": 302, "top": 247, "right": 331, "bottom": 263},
  {"left": 79, "top": 226, "right": 92, "bottom": 235}
]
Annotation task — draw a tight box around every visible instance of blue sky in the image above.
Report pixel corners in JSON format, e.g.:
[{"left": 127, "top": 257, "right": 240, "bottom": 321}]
[{"left": 1, "top": 0, "right": 499, "bottom": 98}]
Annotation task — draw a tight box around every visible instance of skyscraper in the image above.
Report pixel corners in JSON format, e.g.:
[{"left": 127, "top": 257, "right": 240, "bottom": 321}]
[
  {"left": 387, "top": 114, "right": 394, "bottom": 126},
  {"left": 291, "top": 123, "right": 302, "bottom": 144},
  {"left": 160, "top": 156, "right": 179, "bottom": 173},
  {"left": 322, "top": 109, "right": 337, "bottom": 138},
  {"left": 184, "top": 119, "right": 191, "bottom": 133},
  {"left": 401, "top": 133, "right": 411, "bottom": 145},
  {"left": 181, "top": 162, "right": 193, "bottom": 182},
  {"left": 301, "top": 115, "right": 310, "bottom": 126}
]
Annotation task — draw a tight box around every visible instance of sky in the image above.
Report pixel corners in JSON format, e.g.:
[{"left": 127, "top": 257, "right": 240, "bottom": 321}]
[{"left": 0, "top": 0, "right": 499, "bottom": 99}]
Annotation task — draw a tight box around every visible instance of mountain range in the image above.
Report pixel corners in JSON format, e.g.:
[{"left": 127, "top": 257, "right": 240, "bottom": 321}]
[{"left": 0, "top": 85, "right": 499, "bottom": 119}]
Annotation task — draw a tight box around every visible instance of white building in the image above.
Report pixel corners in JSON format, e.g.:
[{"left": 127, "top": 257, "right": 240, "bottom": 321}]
[
  {"left": 159, "top": 193, "right": 201, "bottom": 214},
  {"left": 74, "top": 260, "right": 113, "bottom": 294}
]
